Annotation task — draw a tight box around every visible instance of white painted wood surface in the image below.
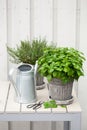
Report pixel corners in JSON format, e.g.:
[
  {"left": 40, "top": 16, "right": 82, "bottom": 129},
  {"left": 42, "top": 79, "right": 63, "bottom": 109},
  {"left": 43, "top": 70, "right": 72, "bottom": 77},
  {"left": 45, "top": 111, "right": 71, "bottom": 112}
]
[
  {"left": 6, "top": 84, "right": 20, "bottom": 113},
  {"left": 0, "top": 81, "right": 81, "bottom": 130},
  {"left": 0, "top": 81, "right": 10, "bottom": 113},
  {"left": 0, "top": 81, "right": 81, "bottom": 114},
  {"left": 67, "top": 98, "right": 81, "bottom": 113}
]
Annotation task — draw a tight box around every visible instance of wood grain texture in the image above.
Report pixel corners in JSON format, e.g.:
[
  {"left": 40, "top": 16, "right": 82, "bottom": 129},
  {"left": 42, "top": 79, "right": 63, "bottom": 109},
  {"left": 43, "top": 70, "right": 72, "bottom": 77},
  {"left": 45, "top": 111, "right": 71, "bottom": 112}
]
[
  {"left": 5, "top": 84, "right": 20, "bottom": 113},
  {"left": 0, "top": 122, "right": 9, "bottom": 130},
  {"left": 56, "top": 0, "right": 76, "bottom": 47},
  {"left": 0, "top": 0, "right": 7, "bottom": 80},
  {"left": 9, "top": 122, "right": 31, "bottom": 130},
  {"left": 7, "top": 0, "right": 30, "bottom": 46},
  {"left": 67, "top": 98, "right": 81, "bottom": 113},
  {"left": 21, "top": 103, "right": 35, "bottom": 113},
  {"left": 33, "top": 0, "right": 53, "bottom": 42},
  {"left": 52, "top": 106, "right": 66, "bottom": 113},
  {"left": 0, "top": 81, "right": 10, "bottom": 113}
]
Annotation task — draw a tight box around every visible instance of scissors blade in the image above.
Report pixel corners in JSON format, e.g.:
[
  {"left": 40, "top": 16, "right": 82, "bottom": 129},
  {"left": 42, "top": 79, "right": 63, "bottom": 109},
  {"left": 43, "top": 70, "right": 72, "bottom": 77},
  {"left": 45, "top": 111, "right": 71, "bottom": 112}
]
[
  {"left": 33, "top": 102, "right": 43, "bottom": 110},
  {"left": 27, "top": 103, "right": 37, "bottom": 108},
  {"left": 33, "top": 105, "right": 41, "bottom": 110}
]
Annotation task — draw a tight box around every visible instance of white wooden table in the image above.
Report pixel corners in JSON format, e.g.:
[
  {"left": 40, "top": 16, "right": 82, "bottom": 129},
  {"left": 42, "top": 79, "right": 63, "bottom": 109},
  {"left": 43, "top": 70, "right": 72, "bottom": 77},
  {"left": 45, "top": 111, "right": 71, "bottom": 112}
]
[{"left": 0, "top": 81, "right": 81, "bottom": 130}]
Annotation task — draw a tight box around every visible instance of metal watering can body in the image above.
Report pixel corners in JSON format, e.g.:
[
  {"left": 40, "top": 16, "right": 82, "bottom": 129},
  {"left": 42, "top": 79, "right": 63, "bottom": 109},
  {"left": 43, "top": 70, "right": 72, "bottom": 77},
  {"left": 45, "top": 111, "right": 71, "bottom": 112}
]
[{"left": 9, "top": 63, "right": 37, "bottom": 103}]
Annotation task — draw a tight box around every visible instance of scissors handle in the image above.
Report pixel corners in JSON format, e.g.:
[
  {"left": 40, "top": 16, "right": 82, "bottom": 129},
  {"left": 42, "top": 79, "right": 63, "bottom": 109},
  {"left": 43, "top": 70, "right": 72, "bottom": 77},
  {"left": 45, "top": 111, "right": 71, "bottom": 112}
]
[
  {"left": 33, "top": 102, "right": 43, "bottom": 110},
  {"left": 27, "top": 101, "right": 43, "bottom": 109},
  {"left": 27, "top": 104, "right": 37, "bottom": 108}
]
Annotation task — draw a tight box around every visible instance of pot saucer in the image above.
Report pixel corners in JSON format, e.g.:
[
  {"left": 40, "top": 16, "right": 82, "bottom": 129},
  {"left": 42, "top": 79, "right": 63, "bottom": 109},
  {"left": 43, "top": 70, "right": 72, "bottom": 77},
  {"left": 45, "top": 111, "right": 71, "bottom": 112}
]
[
  {"left": 36, "top": 82, "right": 46, "bottom": 90},
  {"left": 49, "top": 96, "right": 74, "bottom": 105}
]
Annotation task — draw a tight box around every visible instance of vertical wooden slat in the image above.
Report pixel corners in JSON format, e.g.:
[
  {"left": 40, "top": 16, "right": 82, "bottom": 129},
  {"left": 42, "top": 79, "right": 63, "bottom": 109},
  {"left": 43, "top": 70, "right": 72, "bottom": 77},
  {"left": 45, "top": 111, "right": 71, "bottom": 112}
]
[
  {"left": 75, "top": 0, "right": 80, "bottom": 50},
  {"left": 0, "top": 122, "right": 9, "bottom": 130},
  {"left": 70, "top": 115, "right": 81, "bottom": 130},
  {"left": 0, "top": 0, "right": 7, "bottom": 80},
  {"left": 7, "top": 0, "right": 31, "bottom": 71},
  {"left": 74, "top": 0, "right": 81, "bottom": 96},
  {"left": 9, "top": 122, "right": 31, "bottom": 130},
  {"left": 33, "top": 0, "right": 53, "bottom": 42},
  {"left": 31, "top": 122, "right": 52, "bottom": 130},
  {"left": 30, "top": 0, "right": 34, "bottom": 41},
  {"left": 56, "top": 0, "right": 76, "bottom": 47},
  {"left": 7, "top": 0, "right": 30, "bottom": 46},
  {"left": 64, "top": 122, "right": 69, "bottom": 130},
  {"left": 52, "top": 0, "right": 58, "bottom": 43},
  {"left": 77, "top": 1, "right": 87, "bottom": 129}
]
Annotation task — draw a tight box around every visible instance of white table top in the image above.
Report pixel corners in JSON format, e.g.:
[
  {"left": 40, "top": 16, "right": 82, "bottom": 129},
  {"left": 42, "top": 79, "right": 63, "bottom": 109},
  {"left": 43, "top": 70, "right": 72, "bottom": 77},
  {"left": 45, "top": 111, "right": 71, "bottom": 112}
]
[{"left": 0, "top": 81, "right": 81, "bottom": 115}]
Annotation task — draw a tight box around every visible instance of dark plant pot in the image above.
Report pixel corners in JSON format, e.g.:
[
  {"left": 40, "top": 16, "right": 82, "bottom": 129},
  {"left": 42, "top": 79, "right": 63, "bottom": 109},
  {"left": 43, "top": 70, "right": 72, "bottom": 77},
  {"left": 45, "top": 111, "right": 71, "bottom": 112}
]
[
  {"left": 36, "top": 72, "right": 45, "bottom": 90},
  {"left": 48, "top": 78, "right": 74, "bottom": 104}
]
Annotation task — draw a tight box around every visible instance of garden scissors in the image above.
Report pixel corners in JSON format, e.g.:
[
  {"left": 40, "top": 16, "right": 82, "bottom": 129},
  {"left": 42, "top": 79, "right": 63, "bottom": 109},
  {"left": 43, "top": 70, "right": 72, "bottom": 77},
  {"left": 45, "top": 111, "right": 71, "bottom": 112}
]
[{"left": 27, "top": 101, "right": 43, "bottom": 110}]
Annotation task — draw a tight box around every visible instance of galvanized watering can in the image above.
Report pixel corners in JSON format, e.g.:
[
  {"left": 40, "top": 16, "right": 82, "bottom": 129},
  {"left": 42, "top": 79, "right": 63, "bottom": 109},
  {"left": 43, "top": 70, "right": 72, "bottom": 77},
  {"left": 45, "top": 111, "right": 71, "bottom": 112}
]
[{"left": 9, "top": 63, "right": 37, "bottom": 104}]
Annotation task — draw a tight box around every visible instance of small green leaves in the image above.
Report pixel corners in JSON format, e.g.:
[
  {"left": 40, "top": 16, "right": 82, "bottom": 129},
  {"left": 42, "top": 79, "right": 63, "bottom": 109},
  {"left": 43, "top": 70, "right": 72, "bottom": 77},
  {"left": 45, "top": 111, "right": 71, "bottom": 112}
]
[
  {"left": 43, "top": 100, "right": 67, "bottom": 109},
  {"left": 43, "top": 100, "right": 58, "bottom": 108},
  {"left": 38, "top": 47, "right": 85, "bottom": 83},
  {"left": 53, "top": 71, "right": 58, "bottom": 77},
  {"left": 7, "top": 38, "right": 47, "bottom": 65}
]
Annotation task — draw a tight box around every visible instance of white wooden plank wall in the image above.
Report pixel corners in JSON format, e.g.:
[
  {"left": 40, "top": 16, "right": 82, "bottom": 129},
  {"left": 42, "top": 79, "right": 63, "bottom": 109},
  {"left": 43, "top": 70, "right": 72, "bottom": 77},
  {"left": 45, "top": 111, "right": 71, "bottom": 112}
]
[
  {"left": 57, "top": 0, "right": 76, "bottom": 47},
  {"left": 0, "top": 0, "right": 87, "bottom": 130},
  {"left": 78, "top": 0, "right": 87, "bottom": 130},
  {"left": 0, "top": 0, "right": 7, "bottom": 81},
  {"left": 7, "top": 0, "right": 30, "bottom": 46}
]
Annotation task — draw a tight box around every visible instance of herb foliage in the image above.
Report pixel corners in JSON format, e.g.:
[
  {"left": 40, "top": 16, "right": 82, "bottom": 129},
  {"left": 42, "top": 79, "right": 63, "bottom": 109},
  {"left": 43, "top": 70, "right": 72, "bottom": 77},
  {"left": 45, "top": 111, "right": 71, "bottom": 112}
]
[
  {"left": 7, "top": 38, "right": 47, "bottom": 65},
  {"left": 38, "top": 47, "right": 85, "bottom": 83}
]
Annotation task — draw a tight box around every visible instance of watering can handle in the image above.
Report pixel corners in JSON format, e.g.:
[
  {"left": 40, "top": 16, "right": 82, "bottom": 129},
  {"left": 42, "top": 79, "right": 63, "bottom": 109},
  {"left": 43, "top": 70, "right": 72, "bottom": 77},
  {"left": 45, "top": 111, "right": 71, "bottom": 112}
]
[
  {"left": 9, "top": 68, "right": 20, "bottom": 97},
  {"left": 34, "top": 61, "right": 38, "bottom": 76}
]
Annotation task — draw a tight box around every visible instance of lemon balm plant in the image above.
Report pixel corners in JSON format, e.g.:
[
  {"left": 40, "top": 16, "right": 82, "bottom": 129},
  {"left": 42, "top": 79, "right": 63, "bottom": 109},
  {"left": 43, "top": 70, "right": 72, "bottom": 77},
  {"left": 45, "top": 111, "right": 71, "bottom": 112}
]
[
  {"left": 38, "top": 47, "right": 85, "bottom": 103},
  {"left": 38, "top": 47, "right": 85, "bottom": 83}
]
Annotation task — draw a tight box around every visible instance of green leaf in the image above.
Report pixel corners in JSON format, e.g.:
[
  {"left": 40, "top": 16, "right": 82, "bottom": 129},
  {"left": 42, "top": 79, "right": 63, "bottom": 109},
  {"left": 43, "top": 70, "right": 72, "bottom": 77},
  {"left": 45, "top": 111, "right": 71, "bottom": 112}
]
[
  {"left": 43, "top": 100, "right": 58, "bottom": 108},
  {"left": 64, "top": 67, "right": 68, "bottom": 72},
  {"left": 47, "top": 75, "right": 52, "bottom": 81},
  {"left": 53, "top": 71, "right": 57, "bottom": 77},
  {"left": 49, "top": 69, "right": 54, "bottom": 73}
]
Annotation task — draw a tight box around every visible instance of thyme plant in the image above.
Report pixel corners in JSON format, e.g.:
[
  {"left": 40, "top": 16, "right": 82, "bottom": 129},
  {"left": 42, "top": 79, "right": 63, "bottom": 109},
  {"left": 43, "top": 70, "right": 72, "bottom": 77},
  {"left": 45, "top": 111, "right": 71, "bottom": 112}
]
[{"left": 7, "top": 38, "right": 47, "bottom": 65}]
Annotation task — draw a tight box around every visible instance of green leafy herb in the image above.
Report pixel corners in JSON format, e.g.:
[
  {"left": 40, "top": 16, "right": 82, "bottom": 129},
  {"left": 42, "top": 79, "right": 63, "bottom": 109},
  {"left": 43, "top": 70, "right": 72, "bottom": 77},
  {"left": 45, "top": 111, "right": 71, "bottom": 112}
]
[
  {"left": 7, "top": 38, "right": 48, "bottom": 65},
  {"left": 43, "top": 100, "right": 58, "bottom": 108},
  {"left": 38, "top": 47, "right": 85, "bottom": 84}
]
